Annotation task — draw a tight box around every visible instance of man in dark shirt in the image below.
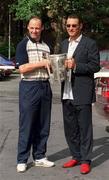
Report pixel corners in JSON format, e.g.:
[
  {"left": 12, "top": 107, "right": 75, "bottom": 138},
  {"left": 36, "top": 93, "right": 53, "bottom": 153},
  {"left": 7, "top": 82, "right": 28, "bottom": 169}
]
[{"left": 16, "top": 16, "right": 54, "bottom": 173}]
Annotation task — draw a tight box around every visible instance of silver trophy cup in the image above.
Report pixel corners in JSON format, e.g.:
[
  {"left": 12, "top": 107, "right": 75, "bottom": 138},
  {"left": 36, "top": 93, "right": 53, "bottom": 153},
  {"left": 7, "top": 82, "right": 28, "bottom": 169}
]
[{"left": 49, "top": 53, "right": 66, "bottom": 84}]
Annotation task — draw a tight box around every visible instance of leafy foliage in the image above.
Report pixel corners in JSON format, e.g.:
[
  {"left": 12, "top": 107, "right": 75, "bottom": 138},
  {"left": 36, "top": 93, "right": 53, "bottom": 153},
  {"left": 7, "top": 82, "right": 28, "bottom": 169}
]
[
  {"left": 9, "top": 0, "right": 109, "bottom": 51},
  {"left": 0, "top": 42, "right": 15, "bottom": 57},
  {"left": 10, "top": 0, "right": 45, "bottom": 20},
  {"left": 10, "top": 0, "right": 109, "bottom": 27}
]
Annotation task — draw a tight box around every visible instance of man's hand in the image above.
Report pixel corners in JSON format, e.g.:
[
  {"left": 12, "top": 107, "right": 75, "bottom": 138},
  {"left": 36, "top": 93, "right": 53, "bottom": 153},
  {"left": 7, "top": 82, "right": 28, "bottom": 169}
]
[
  {"left": 19, "top": 59, "right": 51, "bottom": 74},
  {"left": 42, "top": 59, "right": 51, "bottom": 76},
  {"left": 42, "top": 59, "right": 51, "bottom": 69},
  {"left": 64, "top": 58, "right": 76, "bottom": 69}
]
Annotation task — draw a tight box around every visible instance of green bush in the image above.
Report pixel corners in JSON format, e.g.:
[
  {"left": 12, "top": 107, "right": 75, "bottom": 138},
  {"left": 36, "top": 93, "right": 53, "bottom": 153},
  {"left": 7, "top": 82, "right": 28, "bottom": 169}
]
[{"left": 0, "top": 42, "right": 15, "bottom": 58}]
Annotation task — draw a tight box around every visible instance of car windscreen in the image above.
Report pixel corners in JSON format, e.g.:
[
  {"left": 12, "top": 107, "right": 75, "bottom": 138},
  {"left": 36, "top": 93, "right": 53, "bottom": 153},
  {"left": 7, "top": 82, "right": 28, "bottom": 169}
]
[{"left": 100, "top": 50, "right": 109, "bottom": 61}]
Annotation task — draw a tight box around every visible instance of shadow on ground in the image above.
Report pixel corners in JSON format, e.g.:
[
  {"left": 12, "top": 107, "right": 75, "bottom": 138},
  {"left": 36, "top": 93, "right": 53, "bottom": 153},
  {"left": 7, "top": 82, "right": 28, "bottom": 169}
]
[{"left": 48, "top": 137, "right": 109, "bottom": 169}]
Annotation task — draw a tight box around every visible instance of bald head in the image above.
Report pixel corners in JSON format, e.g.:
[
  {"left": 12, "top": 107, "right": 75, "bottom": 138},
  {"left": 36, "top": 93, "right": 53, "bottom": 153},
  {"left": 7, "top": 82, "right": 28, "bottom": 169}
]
[{"left": 27, "top": 16, "right": 44, "bottom": 41}]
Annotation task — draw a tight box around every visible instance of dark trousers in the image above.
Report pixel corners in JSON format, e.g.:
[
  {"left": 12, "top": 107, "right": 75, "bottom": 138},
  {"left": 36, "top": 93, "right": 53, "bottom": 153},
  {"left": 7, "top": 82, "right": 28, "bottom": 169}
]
[
  {"left": 62, "top": 100, "right": 93, "bottom": 164},
  {"left": 17, "top": 80, "right": 52, "bottom": 163}
]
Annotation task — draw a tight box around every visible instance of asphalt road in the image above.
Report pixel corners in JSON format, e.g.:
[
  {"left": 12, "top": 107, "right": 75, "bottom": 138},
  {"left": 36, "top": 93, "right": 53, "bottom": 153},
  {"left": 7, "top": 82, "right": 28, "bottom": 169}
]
[{"left": 0, "top": 74, "right": 109, "bottom": 180}]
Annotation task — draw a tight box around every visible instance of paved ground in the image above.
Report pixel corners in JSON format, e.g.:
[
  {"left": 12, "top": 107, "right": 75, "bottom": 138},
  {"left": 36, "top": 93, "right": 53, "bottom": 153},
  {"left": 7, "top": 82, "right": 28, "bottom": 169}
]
[{"left": 0, "top": 74, "right": 109, "bottom": 180}]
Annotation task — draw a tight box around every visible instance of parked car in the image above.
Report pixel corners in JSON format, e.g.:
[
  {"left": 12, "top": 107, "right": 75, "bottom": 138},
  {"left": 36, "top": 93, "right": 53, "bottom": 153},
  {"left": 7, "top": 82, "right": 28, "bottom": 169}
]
[
  {"left": 0, "top": 54, "right": 15, "bottom": 78},
  {"left": 94, "top": 69, "right": 109, "bottom": 118},
  {"left": 100, "top": 49, "right": 109, "bottom": 68},
  {"left": 10, "top": 56, "right": 19, "bottom": 69}
]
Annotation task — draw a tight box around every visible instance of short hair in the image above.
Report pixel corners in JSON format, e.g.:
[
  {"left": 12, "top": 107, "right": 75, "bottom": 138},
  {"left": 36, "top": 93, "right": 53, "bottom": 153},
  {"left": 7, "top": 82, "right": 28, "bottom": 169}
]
[
  {"left": 27, "top": 16, "right": 43, "bottom": 26},
  {"left": 67, "top": 14, "right": 83, "bottom": 24}
]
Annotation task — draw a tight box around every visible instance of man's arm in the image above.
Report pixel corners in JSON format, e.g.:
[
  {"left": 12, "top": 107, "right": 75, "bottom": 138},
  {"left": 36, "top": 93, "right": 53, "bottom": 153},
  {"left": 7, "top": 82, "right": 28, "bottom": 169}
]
[
  {"left": 19, "top": 60, "right": 51, "bottom": 74},
  {"left": 16, "top": 38, "right": 51, "bottom": 75},
  {"left": 74, "top": 40, "right": 100, "bottom": 74}
]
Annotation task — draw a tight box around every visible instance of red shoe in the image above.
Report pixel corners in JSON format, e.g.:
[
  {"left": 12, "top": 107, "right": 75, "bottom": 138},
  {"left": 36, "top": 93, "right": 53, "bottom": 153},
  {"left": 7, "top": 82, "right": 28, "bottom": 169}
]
[
  {"left": 80, "top": 163, "right": 91, "bottom": 174},
  {"left": 63, "top": 159, "right": 78, "bottom": 168}
]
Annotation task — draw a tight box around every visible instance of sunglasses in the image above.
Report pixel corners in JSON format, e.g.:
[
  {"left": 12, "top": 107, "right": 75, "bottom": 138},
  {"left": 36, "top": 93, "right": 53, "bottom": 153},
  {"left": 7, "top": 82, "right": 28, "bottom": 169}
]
[{"left": 66, "top": 24, "right": 79, "bottom": 28}]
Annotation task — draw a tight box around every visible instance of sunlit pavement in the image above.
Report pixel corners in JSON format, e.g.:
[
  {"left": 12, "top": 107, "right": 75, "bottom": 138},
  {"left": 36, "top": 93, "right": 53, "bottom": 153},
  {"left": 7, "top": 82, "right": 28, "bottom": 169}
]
[{"left": 0, "top": 74, "right": 109, "bottom": 180}]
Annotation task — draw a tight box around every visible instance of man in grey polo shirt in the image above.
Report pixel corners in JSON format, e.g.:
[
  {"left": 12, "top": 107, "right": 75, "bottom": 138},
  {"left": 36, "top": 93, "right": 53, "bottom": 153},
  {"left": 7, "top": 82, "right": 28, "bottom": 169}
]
[{"left": 16, "top": 16, "right": 54, "bottom": 173}]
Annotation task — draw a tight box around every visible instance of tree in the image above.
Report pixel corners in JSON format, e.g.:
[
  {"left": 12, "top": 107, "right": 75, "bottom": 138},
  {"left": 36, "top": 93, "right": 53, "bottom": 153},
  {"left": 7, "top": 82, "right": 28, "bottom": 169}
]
[
  {"left": 10, "top": 0, "right": 109, "bottom": 51},
  {"left": 0, "top": 0, "right": 16, "bottom": 42}
]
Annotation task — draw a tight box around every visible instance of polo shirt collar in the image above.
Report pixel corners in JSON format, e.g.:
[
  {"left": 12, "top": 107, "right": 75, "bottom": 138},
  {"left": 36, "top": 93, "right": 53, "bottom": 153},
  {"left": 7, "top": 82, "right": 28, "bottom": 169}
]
[{"left": 27, "top": 35, "right": 42, "bottom": 43}]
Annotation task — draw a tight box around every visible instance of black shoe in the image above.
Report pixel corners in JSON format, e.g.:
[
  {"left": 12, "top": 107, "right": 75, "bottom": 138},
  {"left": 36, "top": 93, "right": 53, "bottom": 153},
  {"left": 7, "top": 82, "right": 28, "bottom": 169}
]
[{"left": 105, "top": 126, "right": 109, "bottom": 133}]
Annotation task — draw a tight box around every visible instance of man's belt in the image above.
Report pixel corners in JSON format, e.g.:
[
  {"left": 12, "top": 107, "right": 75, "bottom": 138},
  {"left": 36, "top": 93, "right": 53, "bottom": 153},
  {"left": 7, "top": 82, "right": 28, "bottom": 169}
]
[{"left": 22, "top": 78, "right": 49, "bottom": 81}]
